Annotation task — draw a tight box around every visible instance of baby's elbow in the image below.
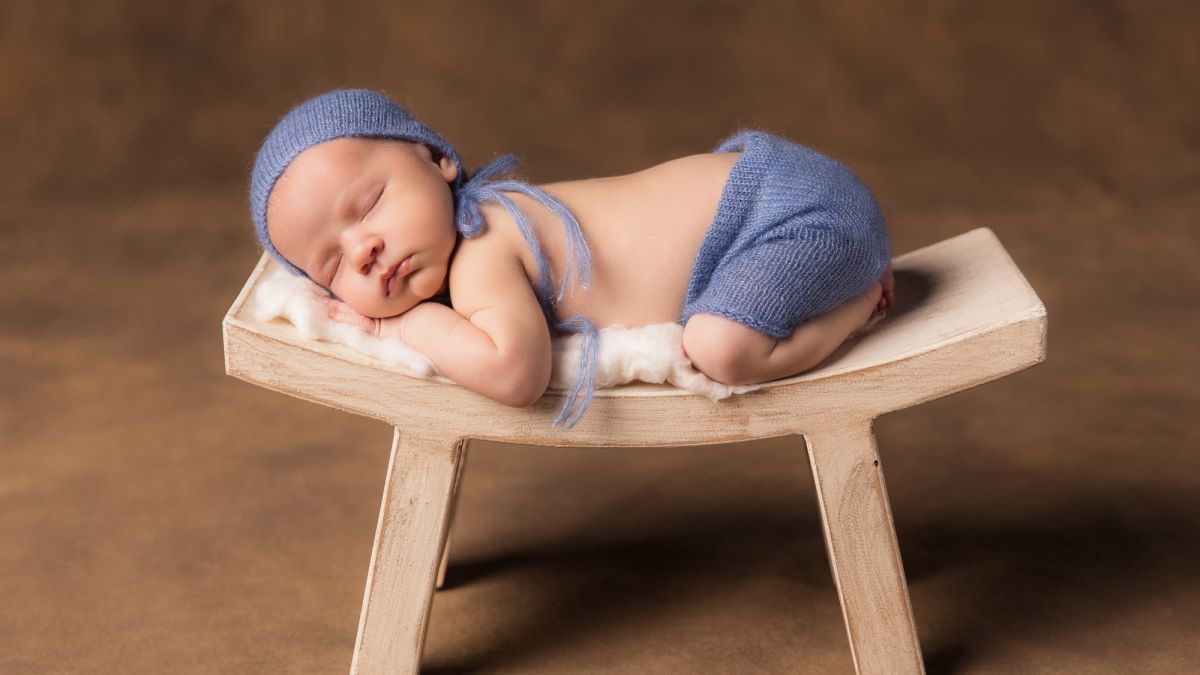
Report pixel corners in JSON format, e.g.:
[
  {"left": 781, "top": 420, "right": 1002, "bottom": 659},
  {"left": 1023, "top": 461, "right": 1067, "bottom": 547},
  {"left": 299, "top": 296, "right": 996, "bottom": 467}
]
[
  {"left": 498, "top": 358, "right": 551, "bottom": 409},
  {"left": 505, "top": 385, "right": 544, "bottom": 409},
  {"left": 494, "top": 379, "right": 543, "bottom": 409}
]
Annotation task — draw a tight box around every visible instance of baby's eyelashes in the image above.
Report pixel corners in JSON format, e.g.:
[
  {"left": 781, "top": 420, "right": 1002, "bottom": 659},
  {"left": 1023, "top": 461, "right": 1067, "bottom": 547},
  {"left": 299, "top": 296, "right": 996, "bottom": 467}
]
[
  {"left": 321, "top": 255, "right": 341, "bottom": 287},
  {"left": 363, "top": 184, "right": 384, "bottom": 217}
]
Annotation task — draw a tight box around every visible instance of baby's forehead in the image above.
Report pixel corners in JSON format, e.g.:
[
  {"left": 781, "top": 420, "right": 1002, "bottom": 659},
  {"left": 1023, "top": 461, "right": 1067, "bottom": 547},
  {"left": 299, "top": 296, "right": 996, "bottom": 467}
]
[
  {"left": 274, "top": 141, "right": 358, "bottom": 195},
  {"left": 270, "top": 136, "right": 425, "bottom": 220},
  {"left": 265, "top": 159, "right": 338, "bottom": 232},
  {"left": 285, "top": 135, "right": 429, "bottom": 192},
  {"left": 288, "top": 137, "right": 403, "bottom": 181}
]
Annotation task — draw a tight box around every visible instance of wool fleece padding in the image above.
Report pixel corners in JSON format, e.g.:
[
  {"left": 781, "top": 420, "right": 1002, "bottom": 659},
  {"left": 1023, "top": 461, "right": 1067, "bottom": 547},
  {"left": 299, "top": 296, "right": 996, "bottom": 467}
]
[{"left": 250, "top": 264, "right": 885, "bottom": 402}]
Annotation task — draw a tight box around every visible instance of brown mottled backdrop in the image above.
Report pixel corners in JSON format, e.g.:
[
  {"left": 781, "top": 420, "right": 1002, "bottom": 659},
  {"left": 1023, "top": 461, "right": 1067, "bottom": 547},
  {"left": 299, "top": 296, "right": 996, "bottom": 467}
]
[{"left": 2, "top": 2, "right": 1197, "bottom": 673}]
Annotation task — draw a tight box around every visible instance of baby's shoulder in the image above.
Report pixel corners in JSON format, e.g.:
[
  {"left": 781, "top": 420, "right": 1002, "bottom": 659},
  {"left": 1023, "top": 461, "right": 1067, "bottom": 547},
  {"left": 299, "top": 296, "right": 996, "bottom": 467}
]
[{"left": 445, "top": 203, "right": 537, "bottom": 315}]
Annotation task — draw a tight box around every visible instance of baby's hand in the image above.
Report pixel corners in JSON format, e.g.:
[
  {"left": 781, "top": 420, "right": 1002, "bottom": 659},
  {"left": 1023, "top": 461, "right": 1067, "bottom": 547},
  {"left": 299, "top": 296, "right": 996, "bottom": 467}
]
[
  {"left": 876, "top": 262, "right": 895, "bottom": 312},
  {"left": 323, "top": 297, "right": 383, "bottom": 337}
]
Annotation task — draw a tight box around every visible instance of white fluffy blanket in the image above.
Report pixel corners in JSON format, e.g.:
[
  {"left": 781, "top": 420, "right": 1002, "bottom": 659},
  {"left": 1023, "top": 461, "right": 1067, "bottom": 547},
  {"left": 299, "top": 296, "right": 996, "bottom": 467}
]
[{"left": 250, "top": 266, "right": 884, "bottom": 401}]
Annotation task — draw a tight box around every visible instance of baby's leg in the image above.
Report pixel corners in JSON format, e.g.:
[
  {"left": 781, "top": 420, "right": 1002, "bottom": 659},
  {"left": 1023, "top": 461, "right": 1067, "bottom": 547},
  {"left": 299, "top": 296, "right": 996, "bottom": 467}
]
[{"left": 683, "top": 281, "right": 883, "bottom": 386}]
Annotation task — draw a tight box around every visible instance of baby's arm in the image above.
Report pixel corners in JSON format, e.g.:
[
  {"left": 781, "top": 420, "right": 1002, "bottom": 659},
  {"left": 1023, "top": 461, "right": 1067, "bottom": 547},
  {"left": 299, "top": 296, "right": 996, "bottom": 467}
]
[
  {"left": 326, "top": 249, "right": 552, "bottom": 408},
  {"left": 327, "top": 297, "right": 550, "bottom": 407}
]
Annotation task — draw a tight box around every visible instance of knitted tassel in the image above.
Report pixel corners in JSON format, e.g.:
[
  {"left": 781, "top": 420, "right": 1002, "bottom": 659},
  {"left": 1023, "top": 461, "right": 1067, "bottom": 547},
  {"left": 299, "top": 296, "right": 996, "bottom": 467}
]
[
  {"left": 452, "top": 155, "right": 600, "bottom": 430},
  {"left": 549, "top": 314, "right": 600, "bottom": 430}
]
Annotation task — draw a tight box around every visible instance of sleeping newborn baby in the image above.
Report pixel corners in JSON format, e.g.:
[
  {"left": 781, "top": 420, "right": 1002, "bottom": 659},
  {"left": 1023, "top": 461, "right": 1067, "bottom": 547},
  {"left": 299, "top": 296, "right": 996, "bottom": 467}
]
[{"left": 250, "top": 89, "right": 895, "bottom": 430}]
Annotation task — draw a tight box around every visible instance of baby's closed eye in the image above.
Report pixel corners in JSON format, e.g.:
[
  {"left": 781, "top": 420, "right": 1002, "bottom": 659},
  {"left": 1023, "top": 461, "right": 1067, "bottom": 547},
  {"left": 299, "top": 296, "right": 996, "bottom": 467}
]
[
  {"left": 362, "top": 183, "right": 384, "bottom": 216},
  {"left": 326, "top": 254, "right": 341, "bottom": 286}
]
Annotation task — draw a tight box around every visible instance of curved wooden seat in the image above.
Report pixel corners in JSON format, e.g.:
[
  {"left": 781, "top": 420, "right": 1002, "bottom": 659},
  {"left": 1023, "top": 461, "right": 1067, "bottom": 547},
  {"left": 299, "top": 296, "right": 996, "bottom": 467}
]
[
  {"left": 224, "top": 227, "right": 1046, "bottom": 446},
  {"left": 223, "top": 226, "right": 1047, "bottom": 674}
]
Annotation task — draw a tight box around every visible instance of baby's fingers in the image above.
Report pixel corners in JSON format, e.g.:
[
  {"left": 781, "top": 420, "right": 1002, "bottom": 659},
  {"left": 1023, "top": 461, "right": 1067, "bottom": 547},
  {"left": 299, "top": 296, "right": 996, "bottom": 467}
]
[{"left": 323, "top": 298, "right": 381, "bottom": 335}]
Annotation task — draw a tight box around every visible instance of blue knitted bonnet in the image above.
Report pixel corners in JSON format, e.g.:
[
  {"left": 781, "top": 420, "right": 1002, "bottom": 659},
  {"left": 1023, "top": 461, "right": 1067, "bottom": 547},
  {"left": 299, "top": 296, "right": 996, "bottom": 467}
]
[
  {"left": 249, "top": 88, "right": 466, "bottom": 279},
  {"left": 247, "top": 88, "right": 600, "bottom": 431}
]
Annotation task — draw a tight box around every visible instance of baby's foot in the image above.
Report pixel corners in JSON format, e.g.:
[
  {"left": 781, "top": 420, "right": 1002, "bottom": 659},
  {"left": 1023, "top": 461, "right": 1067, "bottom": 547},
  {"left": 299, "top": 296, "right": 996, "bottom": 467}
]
[
  {"left": 851, "top": 281, "right": 886, "bottom": 336},
  {"left": 876, "top": 262, "right": 895, "bottom": 312}
]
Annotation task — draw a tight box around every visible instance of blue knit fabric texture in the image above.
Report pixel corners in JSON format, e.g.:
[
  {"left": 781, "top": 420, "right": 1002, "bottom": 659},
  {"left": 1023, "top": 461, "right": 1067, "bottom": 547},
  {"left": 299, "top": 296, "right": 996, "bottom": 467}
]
[
  {"left": 679, "top": 129, "right": 892, "bottom": 339},
  {"left": 248, "top": 88, "right": 597, "bottom": 431}
]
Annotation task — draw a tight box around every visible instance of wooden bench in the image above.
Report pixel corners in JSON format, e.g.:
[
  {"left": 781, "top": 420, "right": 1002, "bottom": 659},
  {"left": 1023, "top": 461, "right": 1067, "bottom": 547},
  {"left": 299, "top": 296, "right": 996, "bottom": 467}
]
[{"left": 223, "top": 226, "right": 1047, "bottom": 674}]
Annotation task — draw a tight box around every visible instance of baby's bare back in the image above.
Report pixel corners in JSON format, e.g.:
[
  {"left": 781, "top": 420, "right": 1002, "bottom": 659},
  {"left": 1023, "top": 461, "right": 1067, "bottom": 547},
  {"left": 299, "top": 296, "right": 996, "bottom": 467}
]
[{"left": 475, "top": 151, "right": 742, "bottom": 329}]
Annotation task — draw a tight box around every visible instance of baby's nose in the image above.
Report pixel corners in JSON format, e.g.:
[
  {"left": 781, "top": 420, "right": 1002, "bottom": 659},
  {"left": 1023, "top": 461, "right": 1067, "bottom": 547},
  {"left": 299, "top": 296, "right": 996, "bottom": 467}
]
[{"left": 353, "top": 237, "right": 384, "bottom": 272}]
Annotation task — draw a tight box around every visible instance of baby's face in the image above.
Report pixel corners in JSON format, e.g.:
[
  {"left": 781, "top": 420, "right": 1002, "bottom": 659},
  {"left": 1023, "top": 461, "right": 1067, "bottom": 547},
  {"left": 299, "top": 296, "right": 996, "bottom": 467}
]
[{"left": 266, "top": 137, "right": 459, "bottom": 318}]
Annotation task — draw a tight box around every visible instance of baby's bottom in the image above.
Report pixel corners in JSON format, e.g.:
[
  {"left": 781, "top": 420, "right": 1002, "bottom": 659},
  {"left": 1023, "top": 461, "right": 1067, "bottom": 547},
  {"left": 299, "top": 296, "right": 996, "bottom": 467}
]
[{"left": 682, "top": 280, "right": 883, "bottom": 386}]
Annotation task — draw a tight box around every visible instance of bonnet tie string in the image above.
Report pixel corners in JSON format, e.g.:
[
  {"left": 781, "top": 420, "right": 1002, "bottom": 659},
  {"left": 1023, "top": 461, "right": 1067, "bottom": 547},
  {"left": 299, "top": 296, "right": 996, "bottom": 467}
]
[{"left": 453, "top": 155, "right": 599, "bottom": 430}]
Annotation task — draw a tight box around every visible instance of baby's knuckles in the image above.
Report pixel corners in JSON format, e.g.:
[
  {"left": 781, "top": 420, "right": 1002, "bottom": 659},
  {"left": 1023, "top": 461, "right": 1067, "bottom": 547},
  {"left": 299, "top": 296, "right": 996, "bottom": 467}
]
[{"left": 325, "top": 298, "right": 383, "bottom": 336}]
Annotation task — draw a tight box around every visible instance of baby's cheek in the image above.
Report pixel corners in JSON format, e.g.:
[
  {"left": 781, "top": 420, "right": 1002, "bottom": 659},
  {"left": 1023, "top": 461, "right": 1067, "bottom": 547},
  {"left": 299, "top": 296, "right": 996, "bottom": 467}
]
[
  {"left": 332, "top": 279, "right": 375, "bottom": 318},
  {"left": 358, "top": 302, "right": 390, "bottom": 320}
]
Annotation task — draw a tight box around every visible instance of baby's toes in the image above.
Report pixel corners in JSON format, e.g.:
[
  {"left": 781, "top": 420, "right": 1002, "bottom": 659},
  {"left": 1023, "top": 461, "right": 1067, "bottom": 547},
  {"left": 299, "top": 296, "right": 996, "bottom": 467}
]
[{"left": 879, "top": 264, "right": 895, "bottom": 291}]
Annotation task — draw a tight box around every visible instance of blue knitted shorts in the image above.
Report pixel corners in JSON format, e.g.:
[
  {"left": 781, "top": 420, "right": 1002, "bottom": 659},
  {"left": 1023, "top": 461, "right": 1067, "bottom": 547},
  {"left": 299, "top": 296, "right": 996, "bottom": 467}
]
[{"left": 678, "top": 131, "right": 892, "bottom": 340}]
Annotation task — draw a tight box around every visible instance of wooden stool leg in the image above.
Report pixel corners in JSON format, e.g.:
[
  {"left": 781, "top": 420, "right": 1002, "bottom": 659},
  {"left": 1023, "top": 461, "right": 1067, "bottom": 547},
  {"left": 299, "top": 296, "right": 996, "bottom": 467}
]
[
  {"left": 350, "top": 429, "right": 465, "bottom": 675},
  {"left": 436, "top": 441, "right": 471, "bottom": 590},
  {"left": 804, "top": 421, "right": 925, "bottom": 675},
  {"left": 434, "top": 529, "right": 453, "bottom": 592}
]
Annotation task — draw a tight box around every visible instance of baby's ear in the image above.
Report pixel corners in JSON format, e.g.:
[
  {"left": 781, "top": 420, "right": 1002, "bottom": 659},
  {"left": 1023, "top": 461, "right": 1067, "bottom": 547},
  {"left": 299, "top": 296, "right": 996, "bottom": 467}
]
[
  {"left": 413, "top": 142, "right": 458, "bottom": 183},
  {"left": 436, "top": 153, "right": 459, "bottom": 183}
]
